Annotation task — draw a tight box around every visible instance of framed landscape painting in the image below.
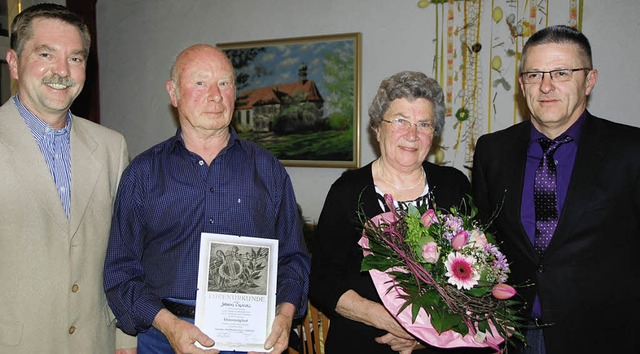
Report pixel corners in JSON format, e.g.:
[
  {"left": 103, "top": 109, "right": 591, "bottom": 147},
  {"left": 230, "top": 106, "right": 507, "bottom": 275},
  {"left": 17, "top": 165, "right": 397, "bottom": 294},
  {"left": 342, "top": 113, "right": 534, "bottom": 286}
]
[{"left": 218, "top": 32, "right": 361, "bottom": 168}]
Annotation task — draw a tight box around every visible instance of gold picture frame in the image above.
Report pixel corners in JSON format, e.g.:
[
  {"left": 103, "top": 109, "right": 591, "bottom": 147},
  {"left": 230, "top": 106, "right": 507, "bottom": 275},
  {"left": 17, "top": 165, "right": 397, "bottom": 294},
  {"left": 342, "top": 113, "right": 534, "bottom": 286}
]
[{"left": 218, "top": 32, "right": 361, "bottom": 168}]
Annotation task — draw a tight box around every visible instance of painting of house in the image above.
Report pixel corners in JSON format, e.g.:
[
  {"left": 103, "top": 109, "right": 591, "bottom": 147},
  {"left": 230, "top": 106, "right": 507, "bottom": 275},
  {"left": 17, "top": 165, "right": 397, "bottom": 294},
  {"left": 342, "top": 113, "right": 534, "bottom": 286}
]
[
  {"left": 234, "top": 63, "right": 324, "bottom": 133},
  {"left": 218, "top": 33, "right": 360, "bottom": 167}
]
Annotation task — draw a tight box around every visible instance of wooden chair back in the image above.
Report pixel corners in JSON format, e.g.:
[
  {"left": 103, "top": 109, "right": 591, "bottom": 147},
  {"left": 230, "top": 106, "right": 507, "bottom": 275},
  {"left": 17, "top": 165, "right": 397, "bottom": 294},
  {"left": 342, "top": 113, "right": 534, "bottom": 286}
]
[{"left": 289, "top": 301, "right": 330, "bottom": 354}]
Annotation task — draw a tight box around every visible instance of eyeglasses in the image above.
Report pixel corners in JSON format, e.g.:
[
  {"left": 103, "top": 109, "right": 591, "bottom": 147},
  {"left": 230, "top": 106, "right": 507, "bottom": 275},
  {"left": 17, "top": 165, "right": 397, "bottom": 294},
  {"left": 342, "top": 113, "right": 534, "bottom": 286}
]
[
  {"left": 520, "top": 68, "right": 591, "bottom": 84},
  {"left": 382, "top": 117, "right": 435, "bottom": 132},
  {"left": 521, "top": 68, "right": 592, "bottom": 84}
]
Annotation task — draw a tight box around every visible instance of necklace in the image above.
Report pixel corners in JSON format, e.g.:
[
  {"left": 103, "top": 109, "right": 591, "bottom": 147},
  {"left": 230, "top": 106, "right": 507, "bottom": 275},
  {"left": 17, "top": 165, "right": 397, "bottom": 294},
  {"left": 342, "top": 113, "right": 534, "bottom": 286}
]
[{"left": 376, "top": 159, "right": 425, "bottom": 191}]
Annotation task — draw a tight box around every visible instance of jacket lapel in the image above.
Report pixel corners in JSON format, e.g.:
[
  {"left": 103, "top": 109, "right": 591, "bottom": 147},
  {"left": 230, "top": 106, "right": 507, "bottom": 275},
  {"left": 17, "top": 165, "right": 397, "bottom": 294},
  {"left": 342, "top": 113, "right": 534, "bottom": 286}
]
[
  {"left": 502, "top": 124, "right": 536, "bottom": 261},
  {"left": 546, "top": 114, "right": 605, "bottom": 255},
  {"left": 69, "top": 118, "right": 102, "bottom": 239},
  {"left": 0, "top": 103, "right": 69, "bottom": 231}
]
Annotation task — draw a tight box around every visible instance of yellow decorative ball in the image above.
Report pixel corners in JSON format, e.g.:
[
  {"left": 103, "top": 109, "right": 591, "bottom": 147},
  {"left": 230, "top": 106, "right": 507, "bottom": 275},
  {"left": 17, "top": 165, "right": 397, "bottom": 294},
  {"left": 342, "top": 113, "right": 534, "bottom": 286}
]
[
  {"left": 491, "top": 56, "right": 502, "bottom": 70},
  {"left": 492, "top": 7, "right": 503, "bottom": 22},
  {"left": 434, "top": 149, "right": 445, "bottom": 164},
  {"left": 417, "top": 0, "right": 430, "bottom": 9}
]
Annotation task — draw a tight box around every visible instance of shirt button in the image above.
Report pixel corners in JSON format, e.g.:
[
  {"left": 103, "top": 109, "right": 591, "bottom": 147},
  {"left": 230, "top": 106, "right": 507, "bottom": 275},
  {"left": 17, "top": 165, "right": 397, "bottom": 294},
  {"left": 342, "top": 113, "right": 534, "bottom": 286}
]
[
  {"left": 68, "top": 326, "right": 76, "bottom": 334},
  {"left": 71, "top": 284, "right": 79, "bottom": 293},
  {"left": 209, "top": 217, "right": 214, "bottom": 224},
  {"left": 537, "top": 264, "right": 544, "bottom": 273},
  {"left": 199, "top": 160, "right": 205, "bottom": 166},
  {"left": 209, "top": 187, "right": 215, "bottom": 193}
]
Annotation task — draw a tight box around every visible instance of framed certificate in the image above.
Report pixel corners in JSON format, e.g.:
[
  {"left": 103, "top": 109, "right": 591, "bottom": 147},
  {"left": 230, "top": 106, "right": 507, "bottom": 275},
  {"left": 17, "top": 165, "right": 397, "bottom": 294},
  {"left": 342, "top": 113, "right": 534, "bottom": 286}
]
[{"left": 195, "top": 233, "right": 279, "bottom": 351}]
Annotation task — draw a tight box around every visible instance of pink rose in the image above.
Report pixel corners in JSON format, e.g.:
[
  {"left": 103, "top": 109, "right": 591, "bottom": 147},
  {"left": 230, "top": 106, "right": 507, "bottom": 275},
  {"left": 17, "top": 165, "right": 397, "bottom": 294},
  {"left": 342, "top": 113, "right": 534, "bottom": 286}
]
[
  {"left": 421, "top": 209, "right": 438, "bottom": 227},
  {"left": 451, "top": 230, "right": 469, "bottom": 250},
  {"left": 421, "top": 242, "right": 440, "bottom": 263},
  {"left": 469, "top": 229, "right": 488, "bottom": 248},
  {"left": 492, "top": 283, "right": 517, "bottom": 300}
]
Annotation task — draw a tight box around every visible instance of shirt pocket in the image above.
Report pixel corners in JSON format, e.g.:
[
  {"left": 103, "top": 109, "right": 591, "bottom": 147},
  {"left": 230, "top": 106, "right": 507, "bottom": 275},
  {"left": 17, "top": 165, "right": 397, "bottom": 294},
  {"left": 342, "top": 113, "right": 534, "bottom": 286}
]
[{"left": 218, "top": 192, "right": 274, "bottom": 238}]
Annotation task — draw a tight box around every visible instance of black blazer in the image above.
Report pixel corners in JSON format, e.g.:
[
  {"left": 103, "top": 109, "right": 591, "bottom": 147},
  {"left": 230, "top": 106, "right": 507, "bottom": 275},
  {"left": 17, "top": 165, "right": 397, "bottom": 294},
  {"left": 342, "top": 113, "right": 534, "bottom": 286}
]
[
  {"left": 472, "top": 112, "right": 640, "bottom": 353},
  {"left": 309, "top": 161, "right": 492, "bottom": 354}
]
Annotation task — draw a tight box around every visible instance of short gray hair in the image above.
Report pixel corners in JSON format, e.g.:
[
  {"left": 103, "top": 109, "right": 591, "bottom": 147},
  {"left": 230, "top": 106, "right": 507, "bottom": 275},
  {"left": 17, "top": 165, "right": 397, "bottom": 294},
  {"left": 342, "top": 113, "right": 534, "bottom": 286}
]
[{"left": 368, "top": 71, "right": 445, "bottom": 136}]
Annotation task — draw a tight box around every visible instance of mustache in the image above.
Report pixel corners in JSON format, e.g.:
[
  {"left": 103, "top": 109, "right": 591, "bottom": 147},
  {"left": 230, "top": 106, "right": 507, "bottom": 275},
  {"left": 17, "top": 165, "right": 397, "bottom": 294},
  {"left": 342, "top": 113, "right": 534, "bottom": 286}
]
[{"left": 42, "top": 75, "right": 76, "bottom": 88}]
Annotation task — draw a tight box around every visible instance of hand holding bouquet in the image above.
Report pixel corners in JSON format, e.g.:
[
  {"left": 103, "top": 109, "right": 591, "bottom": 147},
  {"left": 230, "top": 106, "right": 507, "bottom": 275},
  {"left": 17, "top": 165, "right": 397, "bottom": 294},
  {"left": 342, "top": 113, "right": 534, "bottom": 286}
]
[{"left": 358, "top": 194, "right": 526, "bottom": 352}]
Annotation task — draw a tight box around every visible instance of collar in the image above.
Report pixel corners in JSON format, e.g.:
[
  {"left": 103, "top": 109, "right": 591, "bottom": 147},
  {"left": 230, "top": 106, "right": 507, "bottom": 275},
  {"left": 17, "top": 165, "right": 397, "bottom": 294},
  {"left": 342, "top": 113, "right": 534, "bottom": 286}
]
[
  {"left": 530, "top": 110, "right": 587, "bottom": 144},
  {"left": 168, "top": 126, "right": 246, "bottom": 154},
  {"left": 14, "top": 95, "right": 72, "bottom": 136}
]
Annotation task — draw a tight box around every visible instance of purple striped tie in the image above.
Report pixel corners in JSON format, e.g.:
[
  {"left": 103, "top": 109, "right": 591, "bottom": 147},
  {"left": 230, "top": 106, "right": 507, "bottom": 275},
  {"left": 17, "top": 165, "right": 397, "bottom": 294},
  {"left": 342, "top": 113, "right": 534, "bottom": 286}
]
[{"left": 534, "top": 135, "right": 573, "bottom": 256}]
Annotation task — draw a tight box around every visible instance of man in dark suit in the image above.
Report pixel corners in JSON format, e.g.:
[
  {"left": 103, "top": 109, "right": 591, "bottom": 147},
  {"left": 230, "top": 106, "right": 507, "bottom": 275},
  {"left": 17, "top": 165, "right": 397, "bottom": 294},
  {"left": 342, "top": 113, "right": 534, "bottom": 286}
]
[{"left": 472, "top": 25, "right": 640, "bottom": 353}]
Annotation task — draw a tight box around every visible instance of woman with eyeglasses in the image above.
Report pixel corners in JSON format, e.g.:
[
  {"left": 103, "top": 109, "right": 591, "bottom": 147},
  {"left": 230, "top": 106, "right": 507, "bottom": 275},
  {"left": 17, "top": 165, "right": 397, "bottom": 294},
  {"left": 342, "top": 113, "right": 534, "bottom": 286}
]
[{"left": 309, "top": 71, "right": 484, "bottom": 354}]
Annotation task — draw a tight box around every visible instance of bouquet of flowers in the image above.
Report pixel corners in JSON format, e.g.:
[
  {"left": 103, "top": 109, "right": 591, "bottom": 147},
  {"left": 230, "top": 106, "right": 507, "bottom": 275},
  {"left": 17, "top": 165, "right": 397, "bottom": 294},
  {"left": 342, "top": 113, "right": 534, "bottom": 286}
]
[{"left": 358, "top": 194, "right": 526, "bottom": 352}]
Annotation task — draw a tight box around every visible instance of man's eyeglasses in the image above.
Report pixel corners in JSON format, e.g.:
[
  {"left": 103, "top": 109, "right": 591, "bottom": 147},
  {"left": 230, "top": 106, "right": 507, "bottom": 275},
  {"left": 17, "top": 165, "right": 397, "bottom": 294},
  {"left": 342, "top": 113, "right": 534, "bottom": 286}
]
[
  {"left": 520, "top": 68, "right": 591, "bottom": 84},
  {"left": 382, "top": 117, "right": 435, "bottom": 133}
]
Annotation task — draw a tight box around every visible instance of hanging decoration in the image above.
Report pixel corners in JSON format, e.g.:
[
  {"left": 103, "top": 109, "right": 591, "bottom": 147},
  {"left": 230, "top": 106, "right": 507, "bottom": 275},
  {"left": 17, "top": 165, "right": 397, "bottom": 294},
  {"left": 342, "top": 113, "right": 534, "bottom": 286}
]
[
  {"left": 457, "top": 0, "right": 483, "bottom": 168},
  {"left": 488, "top": 0, "right": 549, "bottom": 130},
  {"left": 421, "top": 0, "right": 482, "bottom": 168},
  {"left": 419, "top": 0, "right": 584, "bottom": 171}
]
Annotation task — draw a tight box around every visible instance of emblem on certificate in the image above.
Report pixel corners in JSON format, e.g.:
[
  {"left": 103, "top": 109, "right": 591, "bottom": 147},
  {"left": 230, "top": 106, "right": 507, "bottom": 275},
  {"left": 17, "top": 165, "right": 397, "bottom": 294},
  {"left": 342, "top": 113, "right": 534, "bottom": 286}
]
[{"left": 195, "top": 233, "right": 278, "bottom": 351}]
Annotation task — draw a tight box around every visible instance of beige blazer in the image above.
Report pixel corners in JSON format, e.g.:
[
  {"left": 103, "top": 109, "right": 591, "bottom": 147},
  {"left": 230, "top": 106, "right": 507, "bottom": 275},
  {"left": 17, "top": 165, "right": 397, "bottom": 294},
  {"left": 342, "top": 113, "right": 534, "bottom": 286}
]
[{"left": 0, "top": 98, "right": 134, "bottom": 353}]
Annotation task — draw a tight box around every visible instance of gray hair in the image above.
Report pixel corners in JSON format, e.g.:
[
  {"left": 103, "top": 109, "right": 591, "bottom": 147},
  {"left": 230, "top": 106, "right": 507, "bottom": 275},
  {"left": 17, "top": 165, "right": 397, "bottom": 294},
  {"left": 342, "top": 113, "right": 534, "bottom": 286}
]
[{"left": 368, "top": 71, "right": 445, "bottom": 136}]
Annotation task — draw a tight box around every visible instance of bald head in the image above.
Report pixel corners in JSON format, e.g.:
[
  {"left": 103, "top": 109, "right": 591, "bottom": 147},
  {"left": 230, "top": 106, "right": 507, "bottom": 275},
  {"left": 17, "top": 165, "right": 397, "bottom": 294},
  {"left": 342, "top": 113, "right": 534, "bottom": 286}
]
[{"left": 169, "top": 44, "right": 232, "bottom": 84}]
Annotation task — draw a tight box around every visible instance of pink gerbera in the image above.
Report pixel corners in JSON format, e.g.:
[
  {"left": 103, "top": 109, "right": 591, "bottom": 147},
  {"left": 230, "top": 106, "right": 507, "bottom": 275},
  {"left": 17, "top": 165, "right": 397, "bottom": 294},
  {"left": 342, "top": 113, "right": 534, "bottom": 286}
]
[{"left": 444, "top": 252, "right": 479, "bottom": 290}]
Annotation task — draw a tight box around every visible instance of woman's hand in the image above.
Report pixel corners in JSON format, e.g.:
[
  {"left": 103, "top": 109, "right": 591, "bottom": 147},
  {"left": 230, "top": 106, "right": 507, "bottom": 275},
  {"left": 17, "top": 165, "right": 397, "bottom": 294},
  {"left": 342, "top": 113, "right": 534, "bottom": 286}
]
[
  {"left": 375, "top": 332, "right": 417, "bottom": 353},
  {"left": 335, "top": 290, "right": 419, "bottom": 352}
]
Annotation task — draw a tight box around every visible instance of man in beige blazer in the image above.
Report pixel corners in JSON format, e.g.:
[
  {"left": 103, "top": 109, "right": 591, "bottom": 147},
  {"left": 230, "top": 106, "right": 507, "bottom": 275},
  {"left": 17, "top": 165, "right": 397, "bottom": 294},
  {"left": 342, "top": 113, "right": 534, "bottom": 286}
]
[{"left": 0, "top": 4, "right": 135, "bottom": 353}]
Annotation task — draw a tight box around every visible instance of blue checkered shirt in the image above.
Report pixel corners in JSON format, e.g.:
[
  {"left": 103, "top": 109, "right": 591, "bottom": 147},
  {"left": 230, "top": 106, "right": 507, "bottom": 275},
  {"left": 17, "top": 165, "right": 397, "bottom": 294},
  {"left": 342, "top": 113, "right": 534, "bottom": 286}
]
[{"left": 103, "top": 128, "right": 310, "bottom": 335}]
